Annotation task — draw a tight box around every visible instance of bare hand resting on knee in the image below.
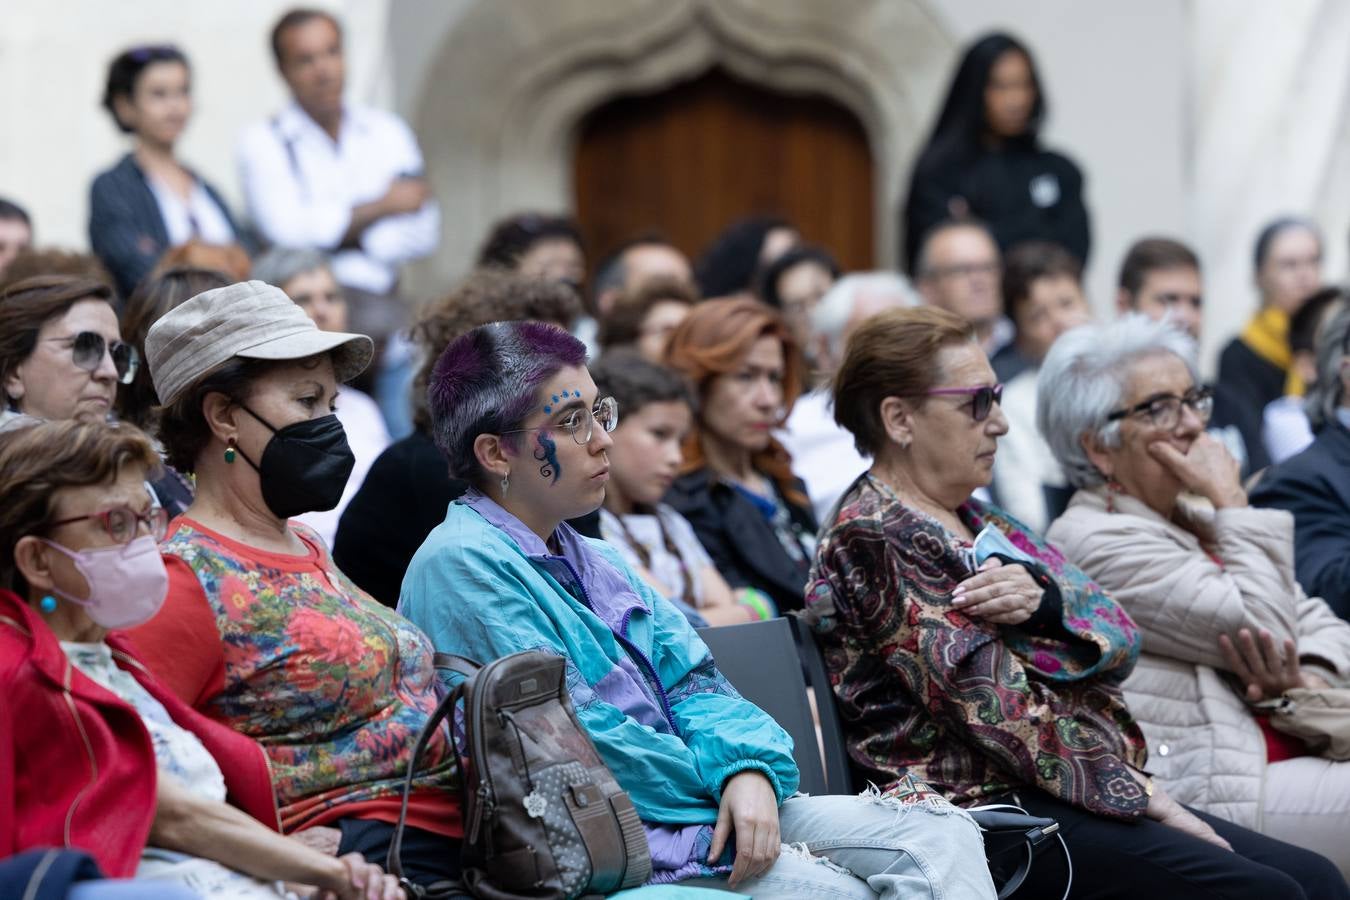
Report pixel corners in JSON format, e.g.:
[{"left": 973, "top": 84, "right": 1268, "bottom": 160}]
[{"left": 709, "top": 770, "right": 781, "bottom": 887}]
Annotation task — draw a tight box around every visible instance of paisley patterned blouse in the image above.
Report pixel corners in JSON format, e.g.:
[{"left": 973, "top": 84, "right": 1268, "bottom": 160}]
[
  {"left": 129, "top": 517, "right": 459, "bottom": 834},
  {"left": 805, "top": 474, "right": 1151, "bottom": 820}
]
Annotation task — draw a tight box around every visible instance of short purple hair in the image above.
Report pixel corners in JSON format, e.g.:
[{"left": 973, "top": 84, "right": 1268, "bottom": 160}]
[{"left": 428, "top": 320, "right": 588, "bottom": 483}]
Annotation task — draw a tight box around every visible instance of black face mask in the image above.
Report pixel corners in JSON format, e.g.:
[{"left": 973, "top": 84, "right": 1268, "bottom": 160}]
[{"left": 236, "top": 404, "right": 355, "bottom": 519}]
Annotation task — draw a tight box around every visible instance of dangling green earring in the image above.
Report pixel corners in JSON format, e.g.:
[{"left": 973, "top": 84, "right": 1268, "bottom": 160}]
[
  {"left": 39, "top": 595, "right": 57, "bottom": 614},
  {"left": 224, "top": 442, "right": 237, "bottom": 465}
]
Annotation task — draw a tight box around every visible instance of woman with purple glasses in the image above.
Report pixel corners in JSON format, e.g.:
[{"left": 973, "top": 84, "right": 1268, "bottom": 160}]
[
  {"left": 0, "top": 275, "right": 138, "bottom": 428},
  {"left": 805, "top": 305, "right": 1349, "bottom": 898}
]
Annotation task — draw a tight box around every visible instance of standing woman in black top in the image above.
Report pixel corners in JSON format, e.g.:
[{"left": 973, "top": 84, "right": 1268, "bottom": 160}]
[
  {"left": 903, "top": 32, "right": 1090, "bottom": 273},
  {"left": 89, "top": 46, "right": 247, "bottom": 298}
]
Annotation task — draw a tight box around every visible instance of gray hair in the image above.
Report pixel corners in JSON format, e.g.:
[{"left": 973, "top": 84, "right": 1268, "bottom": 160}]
[
  {"left": 810, "top": 271, "right": 917, "bottom": 360},
  {"left": 1307, "top": 304, "right": 1350, "bottom": 430},
  {"left": 250, "top": 247, "right": 332, "bottom": 292},
  {"left": 1037, "top": 314, "right": 1198, "bottom": 488}
]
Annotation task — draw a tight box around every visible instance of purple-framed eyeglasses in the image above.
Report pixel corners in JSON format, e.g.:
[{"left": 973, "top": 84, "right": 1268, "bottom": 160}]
[{"left": 924, "top": 384, "right": 1003, "bottom": 422}]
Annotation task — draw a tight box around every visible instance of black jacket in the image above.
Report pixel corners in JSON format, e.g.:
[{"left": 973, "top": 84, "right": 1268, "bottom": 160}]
[
  {"left": 1250, "top": 421, "right": 1350, "bottom": 618},
  {"left": 665, "top": 468, "right": 817, "bottom": 614},
  {"left": 1216, "top": 337, "right": 1285, "bottom": 473},
  {"left": 903, "top": 143, "right": 1090, "bottom": 273},
  {"left": 88, "top": 153, "right": 244, "bottom": 298},
  {"left": 334, "top": 429, "right": 599, "bottom": 607}
]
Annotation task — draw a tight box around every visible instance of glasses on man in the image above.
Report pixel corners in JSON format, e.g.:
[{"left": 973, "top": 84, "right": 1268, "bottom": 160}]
[
  {"left": 925, "top": 384, "right": 1004, "bottom": 422},
  {"left": 46, "top": 505, "right": 169, "bottom": 545},
  {"left": 503, "top": 396, "right": 619, "bottom": 446},
  {"left": 1106, "top": 386, "right": 1214, "bottom": 430},
  {"left": 47, "top": 332, "right": 140, "bottom": 384}
]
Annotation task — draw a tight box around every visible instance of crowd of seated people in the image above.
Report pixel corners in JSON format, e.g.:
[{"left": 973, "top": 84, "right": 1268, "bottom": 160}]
[{"left": 5, "top": 10, "right": 1350, "bottom": 899}]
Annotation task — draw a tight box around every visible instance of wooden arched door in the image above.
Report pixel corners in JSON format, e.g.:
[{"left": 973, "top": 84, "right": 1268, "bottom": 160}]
[{"left": 573, "top": 67, "right": 875, "bottom": 273}]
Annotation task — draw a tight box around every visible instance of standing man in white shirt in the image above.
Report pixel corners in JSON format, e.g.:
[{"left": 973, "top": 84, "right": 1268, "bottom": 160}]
[{"left": 238, "top": 7, "right": 439, "bottom": 430}]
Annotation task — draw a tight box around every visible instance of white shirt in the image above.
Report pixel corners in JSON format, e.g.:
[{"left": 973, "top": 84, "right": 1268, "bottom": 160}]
[
  {"left": 62, "top": 642, "right": 287, "bottom": 897},
  {"left": 146, "top": 177, "right": 236, "bottom": 246},
  {"left": 778, "top": 387, "right": 870, "bottom": 525},
  {"left": 990, "top": 366, "right": 1066, "bottom": 533},
  {"left": 297, "top": 387, "right": 390, "bottom": 547},
  {"left": 237, "top": 101, "right": 440, "bottom": 294},
  {"left": 1263, "top": 395, "right": 1314, "bottom": 465},
  {"left": 599, "top": 505, "right": 712, "bottom": 607}
]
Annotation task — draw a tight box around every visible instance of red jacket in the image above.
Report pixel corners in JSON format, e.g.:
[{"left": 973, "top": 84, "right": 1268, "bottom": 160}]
[{"left": 0, "top": 590, "right": 279, "bottom": 877}]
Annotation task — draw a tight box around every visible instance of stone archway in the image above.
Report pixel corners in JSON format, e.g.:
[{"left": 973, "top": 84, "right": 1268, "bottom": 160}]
[{"left": 406, "top": 0, "right": 955, "bottom": 290}]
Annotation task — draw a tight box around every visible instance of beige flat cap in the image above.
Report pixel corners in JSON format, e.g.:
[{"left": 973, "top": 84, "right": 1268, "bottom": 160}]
[{"left": 145, "top": 280, "right": 374, "bottom": 406}]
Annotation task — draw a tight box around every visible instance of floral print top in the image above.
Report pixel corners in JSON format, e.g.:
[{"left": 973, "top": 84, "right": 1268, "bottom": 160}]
[
  {"left": 130, "top": 517, "right": 459, "bottom": 833},
  {"left": 804, "top": 475, "right": 1150, "bottom": 820}
]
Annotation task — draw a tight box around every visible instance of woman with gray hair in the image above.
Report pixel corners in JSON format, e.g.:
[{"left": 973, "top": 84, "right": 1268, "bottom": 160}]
[
  {"left": 805, "top": 306, "right": 1345, "bottom": 899},
  {"left": 1042, "top": 314, "right": 1350, "bottom": 878},
  {"left": 1251, "top": 303, "right": 1350, "bottom": 616}
]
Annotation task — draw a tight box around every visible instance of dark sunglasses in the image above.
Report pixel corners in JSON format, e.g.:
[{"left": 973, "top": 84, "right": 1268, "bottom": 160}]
[
  {"left": 925, "top": 384, "right": 1004, "bottom": 422},
  {"left": 51, "top": 332, "right": 140, "bottom": 384}
]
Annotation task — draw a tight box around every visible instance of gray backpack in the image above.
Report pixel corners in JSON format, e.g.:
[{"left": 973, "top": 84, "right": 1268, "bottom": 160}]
[{"left": 389, "top": 650, "right": 652, "bottom": 899}]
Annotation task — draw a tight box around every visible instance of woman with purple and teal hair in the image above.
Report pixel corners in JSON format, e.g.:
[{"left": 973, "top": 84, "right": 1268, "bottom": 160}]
[{"left": 398, "top": 319, "right": 997, "bottom": 898}]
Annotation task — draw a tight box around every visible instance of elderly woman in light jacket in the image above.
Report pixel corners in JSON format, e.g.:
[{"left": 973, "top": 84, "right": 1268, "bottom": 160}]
[{"left": 1041, "top": 315, "right": 1350, "bottom": 876}]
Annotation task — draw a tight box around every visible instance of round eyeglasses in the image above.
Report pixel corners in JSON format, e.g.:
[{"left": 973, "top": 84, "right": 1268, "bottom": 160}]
[
  {"left": 502, "top": 396, "right": 619, "bottom": 445},
  {"left": 46, "top": 505, "right": 169, "bottom": 545},
  {"left": 46, "top": 331, "right": 140, "bottom": 385},
  {"left": 1106, "top": 386, "right": 1214, "bottom": 430}
]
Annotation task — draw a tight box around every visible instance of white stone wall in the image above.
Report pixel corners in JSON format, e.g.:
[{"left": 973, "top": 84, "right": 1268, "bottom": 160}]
[{"left": 0, "top": 0, "right": 390, "bottom": 250}]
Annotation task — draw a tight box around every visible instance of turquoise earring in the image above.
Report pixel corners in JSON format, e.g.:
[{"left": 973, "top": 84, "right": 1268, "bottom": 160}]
[{"left": 39, "top": 595, "right": 57, "bottom": 614}]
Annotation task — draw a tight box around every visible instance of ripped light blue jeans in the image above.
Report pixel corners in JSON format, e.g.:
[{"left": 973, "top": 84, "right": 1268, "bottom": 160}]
[{"left": 684, "top": 791, "right": 997, "bottom": 899}]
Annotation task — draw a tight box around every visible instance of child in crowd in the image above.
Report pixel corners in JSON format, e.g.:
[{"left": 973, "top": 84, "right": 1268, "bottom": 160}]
[{"left": 591, "top": 351, "right": 771, "bottom": 626}]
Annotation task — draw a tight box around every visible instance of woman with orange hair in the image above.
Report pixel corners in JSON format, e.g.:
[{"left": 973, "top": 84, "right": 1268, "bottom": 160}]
[{"left": 664, "top": 297, "right": 815, "bottom": 615}]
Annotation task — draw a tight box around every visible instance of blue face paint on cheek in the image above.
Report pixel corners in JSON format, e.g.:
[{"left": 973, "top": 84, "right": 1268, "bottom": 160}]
[{"left": 534, "top": 430, "right": 562, "bottom": 484}]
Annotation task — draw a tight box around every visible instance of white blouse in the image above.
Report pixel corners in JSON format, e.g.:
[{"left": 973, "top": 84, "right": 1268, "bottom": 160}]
[
  {"left": 62, "top": 642, "right": 288, "bottom": 898},
  {"left": 146, "top": 176, "right": 236, "bottom": 246}
]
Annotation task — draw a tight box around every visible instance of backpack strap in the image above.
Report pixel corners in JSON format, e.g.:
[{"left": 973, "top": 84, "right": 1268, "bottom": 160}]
[{"left": 387, "top": 668, "right": 472, "bottom": 897}]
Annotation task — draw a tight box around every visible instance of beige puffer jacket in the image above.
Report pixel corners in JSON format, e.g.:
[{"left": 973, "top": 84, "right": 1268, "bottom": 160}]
[{"left": 1046, "top": 487, "right": 1350, "bottom": 829}]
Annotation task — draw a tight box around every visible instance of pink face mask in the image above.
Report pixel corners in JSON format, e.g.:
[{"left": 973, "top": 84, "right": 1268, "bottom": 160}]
[{"left": 41, "top": 535, "right": 168, "bottom": 630}]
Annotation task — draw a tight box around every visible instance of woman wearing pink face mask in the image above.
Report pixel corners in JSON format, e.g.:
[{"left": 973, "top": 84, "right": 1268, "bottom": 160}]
[{"left": 0, "top": 418, "right": 401, "bottom": 899}]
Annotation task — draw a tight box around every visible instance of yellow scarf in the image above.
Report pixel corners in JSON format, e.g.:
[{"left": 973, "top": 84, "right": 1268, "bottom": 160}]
[{"left": 1241, "top": 307, "right": 1304, "bottom": 396}]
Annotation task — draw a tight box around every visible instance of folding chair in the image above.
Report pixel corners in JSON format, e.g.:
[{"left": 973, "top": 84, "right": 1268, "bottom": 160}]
[
  {"left": 788, "top": 616, "right": 1061, "bottom": 898},
  {"left": 696, "top": 617, "right": 828, "bottom": 795},
  {"left": 699, "top": 616, "right": 1060, "bottom": 898}
]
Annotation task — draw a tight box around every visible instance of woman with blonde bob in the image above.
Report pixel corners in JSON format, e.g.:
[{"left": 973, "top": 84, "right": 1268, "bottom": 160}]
[
  {"left": 806, "top": 305, "right": 1347, "bottom": 898},
  {"left": 663, "top": 298, "right": 815, "bottom": 616},
  {"left": 1041, "top": 314, "right": 1350, "bottom": 878}
]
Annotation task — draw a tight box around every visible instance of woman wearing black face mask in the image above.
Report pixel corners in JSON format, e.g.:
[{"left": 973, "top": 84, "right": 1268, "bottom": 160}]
[{"left": 128, "top": 282, "right": 469, "bottom": 892}]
